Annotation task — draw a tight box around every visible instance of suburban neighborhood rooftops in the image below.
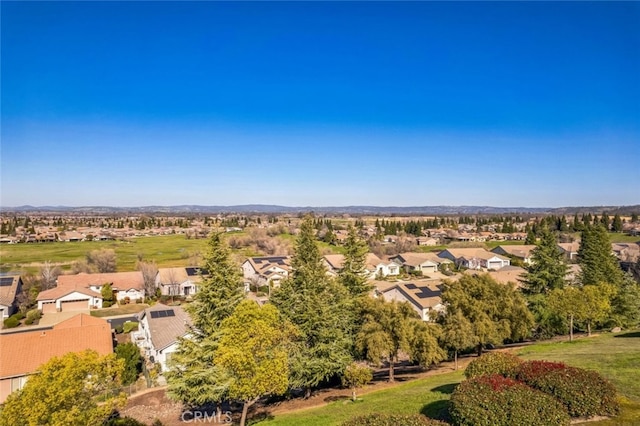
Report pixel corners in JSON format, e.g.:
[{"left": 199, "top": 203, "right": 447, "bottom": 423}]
[
  {"left": 139, "top": 303, "right": 191, "bottom": 351},
  {"left": 57, "top": 271, "right": 145, "bottom": 291},
  {"left": 36, "top": 284, "right": 102, "bottom": 301},
  {"left": 0, "top": 275, "right": 21, "bottom": 307},
  {"left": 0, "top": 314, "right": 112, "bottom": 379}
]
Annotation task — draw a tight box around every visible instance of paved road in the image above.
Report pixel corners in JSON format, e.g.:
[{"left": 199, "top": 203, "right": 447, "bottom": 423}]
[{"left": 105, "top": 316, "right": 138, "bottom": 329}]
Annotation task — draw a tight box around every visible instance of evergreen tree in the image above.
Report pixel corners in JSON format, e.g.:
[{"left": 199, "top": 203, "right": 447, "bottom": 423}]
[
  {"left": 521, "top": 227, "right": 568, "bottom": 295},
  {"left": 632, "top": 213, "right": 639, "bottom": 223},
  {"left": 610, "top": 274, "right": 640, "bottom": 328},
  {"left": 339, "top": 226, "right": 371, "bottom": 297},
  {"left": 166, "top": 232, "right": 244, "bottom": 407},
  {"left": 271, "top": 216, "right": 353, "bottom": 397},
  {"left": 524, "top": 229, "right": 536, "bottom": 245},
  {"left": 188, "top": 233, "right": 244, "bottom": 336},
  {"left": 612, "top": 214, "right": 623, "bottom": 232},
  {"left": 578, "top": 225, "right": 624, "bottom": 287}
]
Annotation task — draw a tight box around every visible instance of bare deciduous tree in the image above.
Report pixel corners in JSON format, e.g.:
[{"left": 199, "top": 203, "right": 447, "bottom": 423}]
[
  {"left": 40, "top": 261, "right": 61, "bottom": 290},
  {"left": 86, "top": 249, "right": 117, "bottom": 273},
  {"left": 137, "top": 261, "right": 158, "bottom": 298}
]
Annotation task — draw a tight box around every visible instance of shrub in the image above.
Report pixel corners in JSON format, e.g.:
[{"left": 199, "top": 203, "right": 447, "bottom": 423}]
[
  {"left": 123, "top": 321, "right": 139, "bottom": 334},
  {"left": 122, "top": 297, "right": 131, "bottom": 305},
  {"left": 114, "top": 325, "right": 124, "bottom": 334},
  {"left": 342, "top": 414, "right": 447, "bottom": 426},
  {"left": 135, "top": 298, "right": 142, "bottom": 304},
  {"left": 515, "top": 361, "right": 620, "bottom": 418},
  {"left": 3, "top": 317, "right": 19, "bottom": 328},
  {"left": 450, "top": 375, "right": 570, "bottom": 426},
  {"left": 11, "top": 312, "right": 25, "bottom": 321},
  {"left": 464, "top": 351, "right": 522, "bottom": 379},
  {"left": 26, "top": 309, "right": 41, "bottom": 322},
  {"left": 103, "top": 301, "right": 113, "bottom": 308}
]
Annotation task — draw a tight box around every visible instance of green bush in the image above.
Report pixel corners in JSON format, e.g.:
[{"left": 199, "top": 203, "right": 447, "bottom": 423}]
[
  {"left": 114, "top": 325, "right": 124, "bottom": 334},
  {"left": 449, "top": 375, "right": 570, "bottom": 426},
  {"left": 11, "top": 312, "right": 25, "bottom": 321},
  {"left": 3, "top": 317, "right": 19, "bottom": 328},
  {"left": 103, "top": 301, "right": 113, "bottom": 308},
  {"left": 123, "top": 321, "right": 139, "bottom": 334},
  {"left": 464, "top": 351, "right": 523, "bottom": 379},
  {"left": 342, "top": 414, "right": 447, "bottom": 426},
  {"left": 515, "top": 361, "right": 620, "bottom": 418},
  {"left": 26, "top": 309, "right": 41, "bottom": 322}
]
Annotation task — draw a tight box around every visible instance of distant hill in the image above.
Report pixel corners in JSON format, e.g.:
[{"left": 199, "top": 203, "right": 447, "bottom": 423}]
[{"left": 2, "top": 204, "right": 639, "bottom": 215}]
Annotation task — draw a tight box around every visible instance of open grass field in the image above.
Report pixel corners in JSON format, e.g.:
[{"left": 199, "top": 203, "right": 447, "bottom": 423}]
[
  {"left": 256, "top": 331, "right": 640, "bottom": 425},
  {"left": 90, "top": 303, "right": 149, "bottom": 317},
  {"left": 0, "top": 234, "right": 211, "bottom": 274}
]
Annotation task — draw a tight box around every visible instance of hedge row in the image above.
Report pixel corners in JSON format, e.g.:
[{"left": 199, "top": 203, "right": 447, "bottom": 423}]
[
  {"left": 450, "top": 374, "right": 570, "bottom": 426},
  {"left": 342, "top": 414, "right": 447, "bottom": 426}
]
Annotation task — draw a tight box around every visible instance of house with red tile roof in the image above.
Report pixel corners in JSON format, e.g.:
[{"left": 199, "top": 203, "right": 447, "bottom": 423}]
[
  {"left": 36, "top": 271, "right": 145, "bottom": 313},
  {"left": 0, "top": 314, "right": 113, "bottom": 403}
]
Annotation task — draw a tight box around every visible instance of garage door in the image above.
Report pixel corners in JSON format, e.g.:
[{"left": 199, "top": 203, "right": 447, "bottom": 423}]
[
  {"left": 422, "top": 265, "right": 437, "bottom": 274},
  {"left": 42, "top": 302, "right": 57, "bottom": 314},
  {"left": 60, "top": 299, "right": 89, "bottom": 311},
  {"left": 488, "top": 261, "right": 502, "bottom": 270}
]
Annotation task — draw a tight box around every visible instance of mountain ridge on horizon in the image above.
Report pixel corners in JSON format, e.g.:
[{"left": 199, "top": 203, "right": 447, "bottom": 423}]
[{"left": 2, "top": 204, "right": 639, "bottom": 215}]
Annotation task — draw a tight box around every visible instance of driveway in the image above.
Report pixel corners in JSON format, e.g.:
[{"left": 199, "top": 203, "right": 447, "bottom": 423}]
[{"left": 38, "top": 310, "right": 90, "bottom": 326}]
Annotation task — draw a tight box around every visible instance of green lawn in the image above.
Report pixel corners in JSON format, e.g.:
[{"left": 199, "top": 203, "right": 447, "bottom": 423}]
[
  {"left": 0, "top": 235, "right": 209, "bottom": 273},
  {"left": 256, "top": 331, "right": 640, "bottom": 425}
]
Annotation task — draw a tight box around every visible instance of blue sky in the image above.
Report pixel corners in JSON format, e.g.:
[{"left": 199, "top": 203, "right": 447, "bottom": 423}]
[{"left": 2, "top": 1, "right": 639, "bottom": 207}]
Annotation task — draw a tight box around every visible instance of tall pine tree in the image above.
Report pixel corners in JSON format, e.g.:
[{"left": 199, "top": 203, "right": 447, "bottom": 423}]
[
  {"left": 339, "top": 226, "right": 371, "bottom": 297},
  {"left": 271, "top": 216, "right": 353, "bottom": 397},
  {"left": 578, "top": 225, "right": 623, "bottom": 287},
  {"left": 521, "top": 227, "right": 568, "bottom": 295},
  {"left": 166, "top": 232, "right": 244, "bottom": 407}
]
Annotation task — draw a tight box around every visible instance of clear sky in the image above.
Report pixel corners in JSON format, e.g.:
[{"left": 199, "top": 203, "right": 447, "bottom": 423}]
[{"left": 1, "top": 1, "right": 639, "bottom": 208}]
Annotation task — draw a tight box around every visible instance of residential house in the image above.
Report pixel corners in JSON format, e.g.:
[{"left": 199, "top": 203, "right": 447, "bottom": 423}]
[
  {"left": 389, "top": 252, "right": 449, "bottom": 275},
  {"left": 379, "top": 282, "right": 444, "bottom": 321},
  {"left": 558, "top": 242, "right": 580, "bottom": 261},
  {"left": 0, "top": 314, "right": 113, "bottom": 403},
  {"left": 133, "top": 304, "right": 191, "bottom": 372},
  {"left": 156, "top": 267, "right": 205, "bottom": 297},
  {"left": 464, "top": 265, "right": 527, "bottom": 287},
  {"left": 611, "top": 243, "right": 640, "bottom": 263},
  {"left": 37, "top": 271, "right": 145, "bottom": 313},
  {"left": 242, "top": 256, "right": 291, "bottom": 290},
  {"left": 491, "top": 245, "right": 537, "bottom": 265},
  {"left": 0, "top": 275, "right": 23, "bottom": 320},
  {"left": 416, "top": 237, "right": 439, "bottom": 246},
  {"left": 57, "top": 231, "right": 86, "bottom": 242},
  {"left": 439, "top": 248, "right": 510, "bottom": 270},
  {"left": 322, "top": 253, "right": 400, "bottom": 279}
]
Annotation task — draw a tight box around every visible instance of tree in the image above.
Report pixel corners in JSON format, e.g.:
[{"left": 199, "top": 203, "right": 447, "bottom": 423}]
[
  {"left": 87, "top": 249, "right": 117, "bottom": 273},
  {"left": 524, "top": 229, "right": 536, "bottom": 245},
  {"left": 611, "top": 214, "right": 623, "bottom": 233},
  {"left": 40, "top": 261, "right": 61, "bottom": 290},
  {"left": 166, "top": 232, "right": 244, "bottom": 407},
  {"left": 547, "top": 286, "right": 587, "bottom": 342},
  {"left": 101, "top": 283, "right": 115, "bottom": 307},
  {"left": 441, "top": 274, "right": 533, "bottom": 355},
  {"left": 581, "top": 284, "right": 614, "bottom": 336},
  {"left": 521, "top": 227, "right": 568, "bottom": 295},
  {"left": 439, "top": 310, "right": 477, "bottom": 370},
  {"left": 342, "top": 363, "right": 373, "bottom": 401},
  {"left": 339, "top": 225, "right": 371, "bottom": 298},
  {"left": 356, "top": 298, "right": 444, "bottom": 382},
  {"left": 0, "top": 350, "right": 125, "bottom": 426},
  {"left": 271, "top": 216, "right": 353, "bottom": 396},
  {"left": 578, "top": 225, "right": 624, "bottom": 287},
  {"left": 609, "top": 274, "right": 640, "bottom": 328},
  {"left": 137, "top": 261, "right": 158, "bottom": 299},
  {"left": 187, "top": 232, "right": 244, "bottom": 336},
  {"left": 115, "top": 342, "right": 143, "bottom": 386},
  {"left": 215, "top": 300, "right": 292, "bottom": 426}
]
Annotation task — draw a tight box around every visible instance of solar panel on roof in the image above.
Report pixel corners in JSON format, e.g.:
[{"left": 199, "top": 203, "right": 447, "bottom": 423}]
[
  {"left": 405, "top": 283, "right": 417, "bottom": 290},
  {"left": 149, "top": 309, "right": 175, "bottom": 319},
  {"left": 0, "top": 277, "right": 14, "bottom": 287}
]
